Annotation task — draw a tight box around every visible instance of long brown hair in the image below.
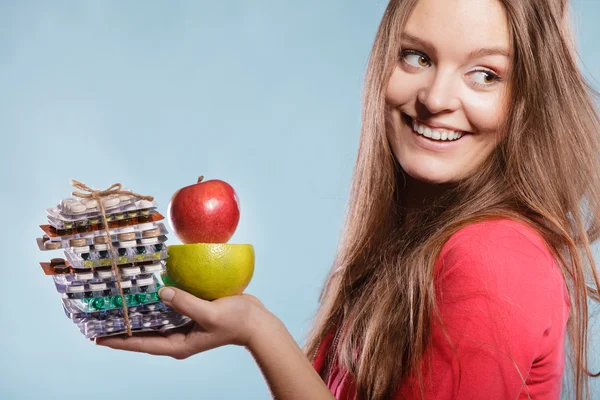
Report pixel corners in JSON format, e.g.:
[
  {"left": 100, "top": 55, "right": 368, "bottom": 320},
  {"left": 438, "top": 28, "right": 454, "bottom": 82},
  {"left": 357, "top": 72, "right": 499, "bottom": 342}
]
[{"left": 304, "top": 0, "right": 600, "bottom": 399}]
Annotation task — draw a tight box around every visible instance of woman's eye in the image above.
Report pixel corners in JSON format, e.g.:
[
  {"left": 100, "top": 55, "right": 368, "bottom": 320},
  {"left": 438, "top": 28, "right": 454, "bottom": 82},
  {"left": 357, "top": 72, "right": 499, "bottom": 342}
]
[
  {"left": 401, "top": 51, "right": 431, "bottom": 68},
  {"left": 469, "top": 70, "right": 501, "bottom": 86}
]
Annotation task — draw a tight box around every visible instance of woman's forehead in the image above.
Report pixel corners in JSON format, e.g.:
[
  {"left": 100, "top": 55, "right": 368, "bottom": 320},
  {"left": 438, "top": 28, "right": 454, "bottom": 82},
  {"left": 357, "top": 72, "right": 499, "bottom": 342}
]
[{"left": 401, "top": 0, "right": 511, "bottom": 58}]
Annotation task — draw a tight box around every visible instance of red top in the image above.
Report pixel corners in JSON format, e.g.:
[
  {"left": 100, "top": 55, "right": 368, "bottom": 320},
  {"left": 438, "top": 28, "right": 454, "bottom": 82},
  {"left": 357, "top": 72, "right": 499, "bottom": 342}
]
[{"left": 313, "top": 219, "right": 570, "bottom": 399}]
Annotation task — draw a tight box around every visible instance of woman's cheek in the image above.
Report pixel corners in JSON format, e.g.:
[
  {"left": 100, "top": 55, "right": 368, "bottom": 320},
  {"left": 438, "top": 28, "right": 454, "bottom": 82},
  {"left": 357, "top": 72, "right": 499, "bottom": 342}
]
[
  {"left": 385, "top": 67, "right": 421, "bottom": 107},
  {"left": 462, "top": 90, "right": 508, "bottom": 134}
]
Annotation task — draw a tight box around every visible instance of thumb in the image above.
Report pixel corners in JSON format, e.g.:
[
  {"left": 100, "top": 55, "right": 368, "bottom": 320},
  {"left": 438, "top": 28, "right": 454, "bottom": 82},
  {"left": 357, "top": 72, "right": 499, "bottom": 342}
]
[{"left": 158, "top": 286, "right": 217, "bottom": 326}]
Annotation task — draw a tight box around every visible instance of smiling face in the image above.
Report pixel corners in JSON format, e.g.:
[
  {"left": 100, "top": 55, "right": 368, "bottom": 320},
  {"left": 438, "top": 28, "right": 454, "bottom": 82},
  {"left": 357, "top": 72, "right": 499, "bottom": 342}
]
[{"left": 385, "top": 0, "right": 511, "bottom": 184}]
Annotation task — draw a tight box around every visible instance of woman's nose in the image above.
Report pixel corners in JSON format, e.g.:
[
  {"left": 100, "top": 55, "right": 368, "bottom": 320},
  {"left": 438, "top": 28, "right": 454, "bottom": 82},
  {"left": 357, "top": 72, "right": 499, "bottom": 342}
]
[{"left": 417, "top": 70, "right": 460, "bottom": 114}]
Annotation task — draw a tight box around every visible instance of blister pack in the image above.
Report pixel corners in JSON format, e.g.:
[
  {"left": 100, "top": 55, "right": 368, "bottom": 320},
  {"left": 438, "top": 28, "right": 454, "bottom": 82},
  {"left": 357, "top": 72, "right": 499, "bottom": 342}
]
[
  {"left": 75, "top": 310, "right": 191, "bottom": 339},
  {"left": 36, "top": 181, "right": 191, "bottom": 339},
  {"left": 36, "top": 223, "right": 168, "bottom": 251},
  {"left": 40, "top": 212, "right": 164, "bottom": 237},
  {"left": 63, "top": 302, "right": 172, "bottom": 320}
]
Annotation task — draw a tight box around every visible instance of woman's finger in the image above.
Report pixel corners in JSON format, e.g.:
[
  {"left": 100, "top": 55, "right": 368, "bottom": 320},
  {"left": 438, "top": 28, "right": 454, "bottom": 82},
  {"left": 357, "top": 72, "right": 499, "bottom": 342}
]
[
  {"left": 96, "top": 334, "right": 188, "bottom": 358},
  {"left": 159, "top": 287, "right": 217, "bottom": 327}
]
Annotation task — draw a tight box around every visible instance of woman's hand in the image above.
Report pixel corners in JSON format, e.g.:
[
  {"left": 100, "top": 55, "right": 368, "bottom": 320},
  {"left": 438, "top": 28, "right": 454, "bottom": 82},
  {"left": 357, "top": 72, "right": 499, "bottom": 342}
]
[{"left": 96, "top": 286, "right": 270, "bottom": 359}]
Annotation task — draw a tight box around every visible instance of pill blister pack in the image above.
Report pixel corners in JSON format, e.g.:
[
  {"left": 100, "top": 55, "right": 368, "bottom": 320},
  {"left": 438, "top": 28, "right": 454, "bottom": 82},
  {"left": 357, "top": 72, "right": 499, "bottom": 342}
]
[
  {"left": 53, "top": 261, "right": 166, "bottom": 285},
  {"left": 76, "top": 310, "right": 191, "bottom": 339},
  {"left": 41, "top": 212, "right": 164, "bottom": 236},
  {"left": 55, "top": 274, "right": 162, "bottom": 297},
  {"left": 63, "top": 302, "right": 172, "bottom": 320},
  {"left": 49, "top": 193, "right": 157, "bottom": 218},
  {"left": 61, "top": 243, "right": 168, "bottom": 270},
  {"left": 62, "top": 290, "right": 163, "bottom": 313},
  {"left": 36, "top": 223, "right": 168, "bottom": 250},
  {"left": 36, "top": 183, "right": 191, "bottom": 339}
]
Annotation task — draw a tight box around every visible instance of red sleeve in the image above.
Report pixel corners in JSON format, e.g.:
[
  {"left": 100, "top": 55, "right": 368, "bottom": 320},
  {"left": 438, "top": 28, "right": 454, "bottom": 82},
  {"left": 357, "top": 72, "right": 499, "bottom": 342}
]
[{"left": 398, "top": 219, "right": 569, "bottom": 400}]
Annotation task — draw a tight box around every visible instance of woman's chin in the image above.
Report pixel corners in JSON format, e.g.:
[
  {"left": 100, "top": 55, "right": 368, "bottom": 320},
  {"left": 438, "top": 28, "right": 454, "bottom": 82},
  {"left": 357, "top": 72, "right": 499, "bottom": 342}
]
[{"left": 401, "top": 165, "right": 459, "bottom": 185}]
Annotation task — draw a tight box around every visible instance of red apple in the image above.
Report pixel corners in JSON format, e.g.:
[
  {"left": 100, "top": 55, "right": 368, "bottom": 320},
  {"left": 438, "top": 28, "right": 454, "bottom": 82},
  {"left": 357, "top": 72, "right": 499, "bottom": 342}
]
[{"left": 167, "top": 176, "right": 240, "bottom": 244}]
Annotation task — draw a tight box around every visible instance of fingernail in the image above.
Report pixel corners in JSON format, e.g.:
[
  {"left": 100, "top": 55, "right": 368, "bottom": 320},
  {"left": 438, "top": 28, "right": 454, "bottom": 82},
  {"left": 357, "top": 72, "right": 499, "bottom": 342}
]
[{"left": 159, "top": 287, "right": 175, "bottom": 302}]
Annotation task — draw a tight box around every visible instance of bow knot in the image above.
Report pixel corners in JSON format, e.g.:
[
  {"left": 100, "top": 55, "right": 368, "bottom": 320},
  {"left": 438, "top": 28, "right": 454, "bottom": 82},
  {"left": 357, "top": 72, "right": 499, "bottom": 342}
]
[{"left": 71, "top": 179, "right": 154, "bottom": 202}]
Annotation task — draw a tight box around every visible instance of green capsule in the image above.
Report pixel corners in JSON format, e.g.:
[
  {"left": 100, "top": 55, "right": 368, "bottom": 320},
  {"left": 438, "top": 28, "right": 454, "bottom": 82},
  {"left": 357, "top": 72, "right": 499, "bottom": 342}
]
[
  {"left": 113, "top": 296, "right": 123, "bottom": 308},
  {"left": 136, "top": 294, "right": 148, "bottom": 304},
  {"left": 128, "top": 295, "right": 139, "bottom": 306},
  {"left": 92, "top": 298, "right": 106, "bottom": 310}
]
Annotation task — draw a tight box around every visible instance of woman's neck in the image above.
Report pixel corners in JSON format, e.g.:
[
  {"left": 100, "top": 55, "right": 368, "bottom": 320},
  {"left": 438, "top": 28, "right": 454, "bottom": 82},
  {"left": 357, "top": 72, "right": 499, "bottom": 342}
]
[{"left": 400, "top": 174, "right": 452, "bottom": 224}]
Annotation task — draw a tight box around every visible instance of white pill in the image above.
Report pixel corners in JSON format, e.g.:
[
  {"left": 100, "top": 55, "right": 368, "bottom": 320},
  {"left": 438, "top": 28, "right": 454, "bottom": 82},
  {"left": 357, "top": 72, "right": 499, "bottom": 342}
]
[
  {"left": 140, "top": 237, "right": 158, "bottom": 245},
  {"left": 90, "top": 283, "right": 107, "bottom": 291},
  {"left": 102, "top": 197, "right": 120, "bottom": 208},
  {"left": 106, "top": 327, "right": 114, "bottom": 332},
  {"left": 83, "top": 199, "right": 98, "bottom": 209},
  {"left": 147, "top": 305, "right": 156, "bottom": 311},
  {"left": 60, "top": 198, "right": 76, "bottom": 209},
  {"left": 94, "top": 244, "right": 108, "bottom": 251},
  {"left": 161, "top": 320, "right": 170, "bottom": 325},
  {"left": 136, "top": 223, "right": 155, "bottom": 231},
  {"left": 76, "top": 272, "right": 94, "bottom": 280},
  {"left": 119, "top": 226, "right": 135, "bottom": 234},
  {"left": 97, "top": 270, "right": 114, "bottom": 279},
  {"left": 121, "top": 267, "right": 141, "bottom": 277},
  {"left": 136, "top": 277, "right": 154, "bottom": 286},
  {"left": 119, "top": 240, "right": 136, "bottom": 248},
  {"left": 119, "top": 280, "right": 133, "bottom": 288},
  {"left": 143, "top": 263, "right": 163, "bottom": 273},
  {"left": 70, "top": 203, "right": 87, "bottom": 214},
  {"left": 72, "top": 245, "right": 90, "bottom": 253},
  {"left": 143, "top": 322, "right": 151, "bottom": 327},
  {"left": 67, "top": 286, "right": 85, "bottom": 293}
]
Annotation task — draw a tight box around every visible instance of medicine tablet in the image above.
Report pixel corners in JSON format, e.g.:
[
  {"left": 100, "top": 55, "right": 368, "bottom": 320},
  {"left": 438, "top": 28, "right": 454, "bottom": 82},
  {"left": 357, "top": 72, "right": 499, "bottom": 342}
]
[
  {"left": 90, "top": 283, "right": 107, "bottom": 291},
  {"left": 161, "top": 320, "right": 170, "bottom": 325},
  {"left": 94, "top": 235, "right": 110, "bottom": 244},
  {"left": 50, "top": 258, "right": 66, "bottom": 267},
  {"left": 102, "top": 197, "right": 120, "bottom": 208},
  {"left": 76, "top": 272, "right": 94, "bottom": 280},
  {"left": 70, "top": 202, "right": 87, "bottom": 214},
  {"left": 119, "top": 226, "right": 135, "bottom": 234},
  {"left": 119, "top": 240, "right": 137, "bottom": 248},
  {"left": 72, "top": 245, "right": 91, "bottom": 254},
  {"left": 136, "top": 277, "right": 154, "bottom": 286},
  {"left": 143, "top": 263, "right": 163, "bottom": 273},
  {"left": 67, "top": 286, "right": 85, "bottom": 293},
  {"left": 136, "top": 223, "right": 155, "bottom": 231},
  {"left": 117, "top": 232, "right": 136, "bottom": 241},
  {"left": 142, "top": 322, "right": 151, "bottom": 327},
  {"left": 69, "top": 238, "right": 87, "bottom": 247},
  {"left": 121, "top": 267, "right": 141, "bottom": 277},
  {"left": 44, "top": 241, "right": 62, "bottom": 250},
  {"left": 97, "top": 269, "right": 114, "bottom": 279},
  {"left": 140, "top": 237, "right": 159, "bottom": 245},
  {"left": 94, "top": 243, "right": 108, "bottom": 251},
  {"left": 119, "top": 280, "right": 133, "bottom": 289},
  {"left": 82, "top": 199, "right": 97, "bottom": 208},
  {"left": 142, "top": 228, "right": 161, "bottom": 238}
]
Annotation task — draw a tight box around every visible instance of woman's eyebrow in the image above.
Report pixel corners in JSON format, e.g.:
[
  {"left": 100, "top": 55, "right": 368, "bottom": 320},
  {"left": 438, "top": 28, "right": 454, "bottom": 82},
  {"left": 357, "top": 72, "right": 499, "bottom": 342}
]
[{"left": 401, "top": 32, "right": 510, "bottom": 60}]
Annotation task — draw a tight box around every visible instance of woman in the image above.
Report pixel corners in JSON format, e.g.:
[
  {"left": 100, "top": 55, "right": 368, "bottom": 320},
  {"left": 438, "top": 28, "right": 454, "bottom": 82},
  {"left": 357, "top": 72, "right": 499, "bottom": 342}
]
[{"left": 98, "top": 0, "right": 600, "bottom": 398}]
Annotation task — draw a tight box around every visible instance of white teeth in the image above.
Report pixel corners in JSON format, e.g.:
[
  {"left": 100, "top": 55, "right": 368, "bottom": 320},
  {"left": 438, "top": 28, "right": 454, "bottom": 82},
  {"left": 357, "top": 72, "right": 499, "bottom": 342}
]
[{"left": 409, "top": 117, "right": 465, "bottom": 142}]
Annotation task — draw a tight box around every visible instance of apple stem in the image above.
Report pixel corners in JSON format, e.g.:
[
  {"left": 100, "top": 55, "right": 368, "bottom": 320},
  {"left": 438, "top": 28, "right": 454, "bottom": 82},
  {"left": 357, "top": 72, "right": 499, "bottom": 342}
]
[{"left": 197, "top": 176, "right": 204, "bottom": 183}]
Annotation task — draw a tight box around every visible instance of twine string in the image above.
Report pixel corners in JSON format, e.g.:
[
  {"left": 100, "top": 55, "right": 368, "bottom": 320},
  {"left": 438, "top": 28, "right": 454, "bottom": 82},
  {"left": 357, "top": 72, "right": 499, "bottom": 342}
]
[{"left": 71, "top": 179, "right": 154, "bottom": 337}]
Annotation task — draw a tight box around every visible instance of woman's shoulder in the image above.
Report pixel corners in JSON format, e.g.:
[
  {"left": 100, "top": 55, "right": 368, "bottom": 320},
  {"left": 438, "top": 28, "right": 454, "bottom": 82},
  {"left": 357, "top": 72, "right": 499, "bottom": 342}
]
[
  {"left": 436, "top": 218, "right": 566, "bottom": 298},
  {"left": 439, "top": 218, "right": 555, "bottom": 267}
]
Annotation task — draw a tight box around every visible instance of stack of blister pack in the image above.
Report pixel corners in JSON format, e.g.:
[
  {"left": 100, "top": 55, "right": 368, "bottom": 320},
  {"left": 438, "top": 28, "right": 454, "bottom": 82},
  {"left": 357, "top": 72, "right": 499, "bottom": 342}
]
[{"left": 36, "top": 184, "right": 191, "bottom": 339}]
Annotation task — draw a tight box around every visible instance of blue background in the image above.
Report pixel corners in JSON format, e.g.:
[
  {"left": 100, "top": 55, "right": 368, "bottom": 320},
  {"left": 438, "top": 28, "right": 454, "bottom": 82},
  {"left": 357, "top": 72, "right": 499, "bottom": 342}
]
[{"left": 0, "top": 1, "right": 598, "bottom": 399}]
